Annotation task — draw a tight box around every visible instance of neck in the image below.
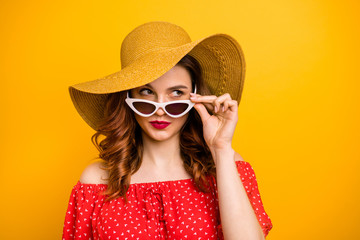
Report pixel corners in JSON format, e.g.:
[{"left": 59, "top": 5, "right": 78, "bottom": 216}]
[{"left": 141, "top": 131, "right": 183, "bottom": 170}]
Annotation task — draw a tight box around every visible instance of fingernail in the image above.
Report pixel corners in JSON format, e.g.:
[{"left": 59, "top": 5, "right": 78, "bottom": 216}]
[
  {"left": 221, "top": 106, "right": 225, "bottom": 112},
  {"left": 214, "top": 106, "right": 218, "bottom": 113}
]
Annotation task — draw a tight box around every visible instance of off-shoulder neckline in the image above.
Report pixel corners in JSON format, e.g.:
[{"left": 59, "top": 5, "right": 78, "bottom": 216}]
[
  {"left": 76, "top": 177, "right": 194, "bottom": 187},
  {"left": 76, "top": 160, "right": 247, "bottom": 186}
]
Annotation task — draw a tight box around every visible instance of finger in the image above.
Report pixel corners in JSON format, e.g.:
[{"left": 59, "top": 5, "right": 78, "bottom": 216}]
[
  {"left": 227, "top": 100, "right": 238, "bottom": 112},
  {"left": 190, "top": 94, "right": 218, "bottom": 103},
  {"left": 190, "top": 93, "right": 233, "bottom": 113},
  {"left": 190, "top": 94, "right": 216, "bottom": 113},
  {"left": 189, "top": 93, "right": 202, "bottom": 97},
  {"left": 193, "top": 103, "right": 211, "bottom": 124},
  {"left": 222, "top": 100, "right": 229, "bottom": 112},
  {"left": 213, "top": 93, "right": 231, "bottom": 113},
  {"left": 203, "top": 102, "right": 215, "bottom": 113}
]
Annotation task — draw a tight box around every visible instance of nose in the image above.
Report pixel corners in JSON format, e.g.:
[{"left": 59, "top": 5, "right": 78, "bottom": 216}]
[
  {"left": 155, "top": 106, "right": 166, "bottom": 116},
  {"left": 155, "top": 95, "right": 167, "bottom": 116}
]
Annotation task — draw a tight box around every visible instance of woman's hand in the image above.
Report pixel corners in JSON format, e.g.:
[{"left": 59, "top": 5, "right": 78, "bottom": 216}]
[{"left": 190, "top": 92, "right": 238, "bottom": 152}]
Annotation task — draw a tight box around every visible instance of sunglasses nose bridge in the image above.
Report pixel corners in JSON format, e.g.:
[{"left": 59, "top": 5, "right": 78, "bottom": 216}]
[{"left": 153, "top": 102, "right": 166, "bottom": 116}]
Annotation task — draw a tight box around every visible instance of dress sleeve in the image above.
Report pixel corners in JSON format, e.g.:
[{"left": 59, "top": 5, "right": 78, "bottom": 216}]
[
  {"left": 235, "top": 160, "right": 273, "bottom": 238},
  {"left": 62, "top": 181, "right": 106, "bottom": 240}
]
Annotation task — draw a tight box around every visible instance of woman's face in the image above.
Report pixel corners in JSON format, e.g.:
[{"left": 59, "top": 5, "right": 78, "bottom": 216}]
[{"left": 130, "top": 65, "right": 193, "bottom": 142}]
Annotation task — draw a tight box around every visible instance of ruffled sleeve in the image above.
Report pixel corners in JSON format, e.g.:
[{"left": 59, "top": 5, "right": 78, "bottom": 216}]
[
  {"left": 236, "top": 161, "right": 273, "bottom": 237},
  {"left": 62, "top": 181, "right": 107, "bottom": 240}
]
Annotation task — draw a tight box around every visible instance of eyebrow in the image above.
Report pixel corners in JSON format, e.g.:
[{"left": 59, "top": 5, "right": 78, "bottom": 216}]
[{"left": 144, "top": 83, "right": 189, "bottom": 90}]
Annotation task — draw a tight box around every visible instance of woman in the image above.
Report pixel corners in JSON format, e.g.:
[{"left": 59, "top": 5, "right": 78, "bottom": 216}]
[{"left": 63, "top": 21, "right": 272, "bottom": 240}]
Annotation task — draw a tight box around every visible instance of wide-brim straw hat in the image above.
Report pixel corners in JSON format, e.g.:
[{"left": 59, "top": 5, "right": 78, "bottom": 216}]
[{"left": 69, "top": 21, "right": 246, "bottom": 130}]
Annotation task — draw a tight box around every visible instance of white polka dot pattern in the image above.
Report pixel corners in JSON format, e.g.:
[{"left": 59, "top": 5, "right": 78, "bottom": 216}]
[{"left": 62, "top": 161, "right": 272, "bottom": 239}]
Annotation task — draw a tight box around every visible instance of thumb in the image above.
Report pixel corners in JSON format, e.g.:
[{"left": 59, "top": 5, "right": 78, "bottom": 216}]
[{"left": 193, "top": 103, "right": 211, "bottom": 124}]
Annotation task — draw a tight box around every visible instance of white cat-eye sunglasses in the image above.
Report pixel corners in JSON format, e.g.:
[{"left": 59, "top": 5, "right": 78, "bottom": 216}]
[{"left": 125, "top": 86, "right": 197, "bottom": 118}]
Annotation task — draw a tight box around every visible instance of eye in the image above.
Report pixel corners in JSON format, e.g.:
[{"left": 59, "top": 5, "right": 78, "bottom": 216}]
[
  {"left": 171, "top": 90, "right": 184, "bottom": 97},
  {"left": 139, "top": 88, "right": 153, "bottom": 96}
]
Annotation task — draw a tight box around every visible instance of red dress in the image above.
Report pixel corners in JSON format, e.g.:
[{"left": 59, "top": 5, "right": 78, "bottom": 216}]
[{"left": 62, "top": 161, "right": 272, "bottom": 239}]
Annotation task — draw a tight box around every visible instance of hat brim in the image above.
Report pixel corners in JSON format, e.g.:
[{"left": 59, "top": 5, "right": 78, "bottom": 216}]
[{"left": 69, "top": 33, "right": 245, "bottom": 130}]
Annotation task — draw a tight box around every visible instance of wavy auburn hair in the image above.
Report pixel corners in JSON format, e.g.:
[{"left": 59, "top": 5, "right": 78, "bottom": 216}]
[{"left": 92, "top": 55, "right": 216, "bottom": 202}]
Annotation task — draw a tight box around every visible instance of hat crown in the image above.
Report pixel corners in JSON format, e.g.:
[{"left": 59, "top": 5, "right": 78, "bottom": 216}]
[{"left": 121, "top": 22, "right": 192, "bottom": 68}]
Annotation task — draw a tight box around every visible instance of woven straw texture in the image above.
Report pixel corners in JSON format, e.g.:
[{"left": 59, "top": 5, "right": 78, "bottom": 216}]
[{"left": 69, "top": 21, "right": 245, "bottom": 130}]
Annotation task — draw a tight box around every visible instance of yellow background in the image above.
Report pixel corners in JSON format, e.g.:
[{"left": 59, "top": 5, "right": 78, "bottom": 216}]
[{"left": 1, "top": 0, "right": 359, "bottom": 239}]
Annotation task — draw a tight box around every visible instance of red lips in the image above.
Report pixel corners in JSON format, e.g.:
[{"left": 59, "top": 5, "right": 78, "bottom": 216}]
[{"left": 149, "top": 121, "right": 171, "bottom": 129}]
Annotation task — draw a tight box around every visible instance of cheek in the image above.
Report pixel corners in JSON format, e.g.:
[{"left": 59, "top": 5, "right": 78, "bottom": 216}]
[{"left": 174, "top": 114, "right": 189, "bottom": 129}]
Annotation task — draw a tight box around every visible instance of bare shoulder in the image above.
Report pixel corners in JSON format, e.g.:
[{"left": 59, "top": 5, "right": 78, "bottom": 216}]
[
  {"left": 234, "top": 151, "right": 245, "bottom": 162},
  {"left": 79, "top": 161, "right": 109, "bottom": 184}
]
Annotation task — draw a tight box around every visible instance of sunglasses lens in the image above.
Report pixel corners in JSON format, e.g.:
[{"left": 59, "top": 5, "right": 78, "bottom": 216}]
[
  {"left": 133, "top": 102, "right": 156, "bottom": 114},
  {"left": 165, "top": 103, "right": 189, "bottom": 115}
]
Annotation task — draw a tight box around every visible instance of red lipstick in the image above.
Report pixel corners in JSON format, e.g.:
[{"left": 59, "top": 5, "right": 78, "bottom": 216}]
[{"left": 150, "top": 121, "right": 171, "bottom": 129}]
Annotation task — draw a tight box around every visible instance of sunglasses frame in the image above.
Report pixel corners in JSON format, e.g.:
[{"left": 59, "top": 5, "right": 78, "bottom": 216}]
[{"left": 125, "top": 86, "right": 197, "bottom": 118}]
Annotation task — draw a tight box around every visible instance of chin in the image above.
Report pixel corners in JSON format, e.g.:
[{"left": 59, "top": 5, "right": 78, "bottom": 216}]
[{"left": 143, "top": 130, "right": 179, "bottom": 142}]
